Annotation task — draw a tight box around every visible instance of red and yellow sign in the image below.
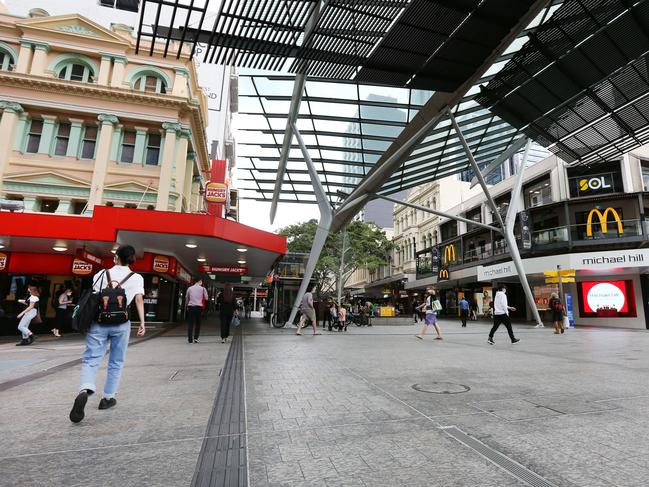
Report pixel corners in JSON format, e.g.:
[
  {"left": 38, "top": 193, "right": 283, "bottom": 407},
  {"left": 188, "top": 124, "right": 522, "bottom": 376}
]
[
  {"left": 0, "top": 252, "right": 7, "bottom": 271},
  {"left": 205, "top": 182, "right": 228, "bottom": 203},
  {"left": 153, "top": 255, "right": 170, "bottom": 273},
  {"left": 72, "top": 258, "right": 93, "bottom": 276}
]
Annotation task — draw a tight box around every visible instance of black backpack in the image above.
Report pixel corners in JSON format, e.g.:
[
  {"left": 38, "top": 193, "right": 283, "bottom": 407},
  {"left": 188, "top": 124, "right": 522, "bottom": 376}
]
[
  {"left": 72, "top": 271, "right": 105, "bottom": 333},
  {"left": 97, "top": 270, "right": 134, "bottom": 325}
]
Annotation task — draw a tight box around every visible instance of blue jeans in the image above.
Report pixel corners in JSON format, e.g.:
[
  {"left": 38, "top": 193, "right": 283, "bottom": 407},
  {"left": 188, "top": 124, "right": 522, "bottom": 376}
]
[{"left": 79, "top": 322, "right": 131, "bottom": 399}]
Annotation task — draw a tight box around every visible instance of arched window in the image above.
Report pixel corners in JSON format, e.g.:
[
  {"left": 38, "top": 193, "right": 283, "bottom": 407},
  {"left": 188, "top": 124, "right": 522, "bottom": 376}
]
[
  {"left": 57, "top": 61, "right": 95, "bottom": 83},
  {"left": 432, "top": 197, "right": 437, "bottom": 210},
  {"left": 0, "top": 44, "right": 16, "bottom": 71},
  {"left": 133, "top": 74, "right": 167, "bottom": 94}
]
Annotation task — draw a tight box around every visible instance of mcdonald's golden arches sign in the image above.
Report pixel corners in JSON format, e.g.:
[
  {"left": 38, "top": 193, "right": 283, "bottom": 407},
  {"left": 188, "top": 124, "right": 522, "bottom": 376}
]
[
  {"left": 443, "top": 244, "right": 457, "bottom": 264},
  {"left": 586, "top": 207, "right": 623, "bottom": 237},
  {"left": 438, "top": 267, "right": 450, "bottom": 281}
]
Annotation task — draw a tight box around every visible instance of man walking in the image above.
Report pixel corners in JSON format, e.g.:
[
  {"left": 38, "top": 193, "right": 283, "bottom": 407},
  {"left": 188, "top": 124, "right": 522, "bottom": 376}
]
[
  {"left": 459, "top": 295, "right": 469, "bottom": 327},
  {"left": 69, "top": 245, "right": 145, "bottom": 423},
  {"left": 296, "top": 284, "right": 319, "bottom": 336},
  {"left": 186, "top": 278, "right": 208, "bottom": 343},
  {"left": 488, "top": 285, "right": 520, "bottom": 345}
]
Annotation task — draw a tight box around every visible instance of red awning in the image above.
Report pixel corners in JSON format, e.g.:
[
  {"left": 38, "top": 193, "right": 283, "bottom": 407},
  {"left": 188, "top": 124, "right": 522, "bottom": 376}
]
[{"left": 0, "top": 206, "right": 286, "bottom": 278}]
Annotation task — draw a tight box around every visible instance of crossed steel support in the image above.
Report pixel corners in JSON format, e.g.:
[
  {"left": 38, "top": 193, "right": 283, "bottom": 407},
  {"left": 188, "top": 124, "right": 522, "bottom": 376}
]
[
  {"left": 446, "top": 108, "right": 543, "bottom": 328},
  {"left": 286, "top": 124, "right": 333, "bottom": 326}
]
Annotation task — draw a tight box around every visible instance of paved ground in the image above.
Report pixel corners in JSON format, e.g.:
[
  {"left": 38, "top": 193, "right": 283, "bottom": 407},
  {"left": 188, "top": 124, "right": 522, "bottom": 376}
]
[{"left": 3, "top": 318, "right": 649, "bottom": 486}]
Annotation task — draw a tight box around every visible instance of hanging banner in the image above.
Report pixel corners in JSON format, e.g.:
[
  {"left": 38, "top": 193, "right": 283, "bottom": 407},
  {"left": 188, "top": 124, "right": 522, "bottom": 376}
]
[
  {"left": 519, "top": 210, "right": 532, "bottom": 249},
  {"left": 565, "top": 292, "right": 574, "bottom": 327},
  {"left": 79, "top": 249, "right": 102, "bottom": 266},
  {"left": 153, "top": 255, "right": 170, "bottom": 273},
  {"left": 72, "top": 258, "right": 93, "bottom": 276},
  {"left": 0, "top": 252, "right": 8, "bottom": 271},
  {"left": 200, "top": 265, "right": 247, "bottom": 274}
]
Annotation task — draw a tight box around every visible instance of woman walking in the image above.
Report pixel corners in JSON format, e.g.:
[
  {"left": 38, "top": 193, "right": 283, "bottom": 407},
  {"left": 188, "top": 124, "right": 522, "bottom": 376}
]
[
  {"left": 16, "top": 285, "right": 39, "bottom": 346},
  {"left": 416, "top": 287, "right": 443, "bottom": 340},
  {"left": 548, "top": 292, "right": 566, "bottom": 334},
  {"left": 219, "top": 284, "right": 235, "bottom": 343},
  {"left": 53, "top": 285, "right": 73, "bottom": 337},
  {"left": 338, "top": 304, "right": 347, "bottom": 332}
]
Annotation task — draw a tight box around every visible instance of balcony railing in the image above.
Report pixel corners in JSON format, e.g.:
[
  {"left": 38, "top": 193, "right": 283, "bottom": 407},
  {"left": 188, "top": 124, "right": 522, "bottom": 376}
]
[
  {"left": 532, "top": 226, "right": 569, "bottom": 245},
  {"left": 533, "top": 220, "right": 642, "bottom": 245}
]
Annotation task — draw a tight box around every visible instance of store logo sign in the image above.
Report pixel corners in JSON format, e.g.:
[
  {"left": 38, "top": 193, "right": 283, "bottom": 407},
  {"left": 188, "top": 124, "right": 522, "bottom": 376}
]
[
  {"left": 72, "top": 258, "right": 93, "bottom": 276},
  {"left": 443, "top": 244, "right": 456, "bottom": 264},
  {"left": 205, "top": 182, "right": 227, "bottom": 203},
  {"left": 579, "top": 176, "right": 611, "bottom": 192},
  {"left": 438, "top": 268, "right": 449, "bottom": 281},
  {"left": 586, "top": 207, "right": 623, "bottom": 237},
  {"left": 153, "top": 255, "right": 170, "bottom": 273},
  {"left": 0, "top": 252, "right": 7, "bottom": 271}
]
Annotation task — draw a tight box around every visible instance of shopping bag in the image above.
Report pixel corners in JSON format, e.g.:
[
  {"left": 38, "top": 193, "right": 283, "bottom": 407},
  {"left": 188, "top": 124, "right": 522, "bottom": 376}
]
[{"left": 231, "top": 315, "right": 241, "bottom": 327}]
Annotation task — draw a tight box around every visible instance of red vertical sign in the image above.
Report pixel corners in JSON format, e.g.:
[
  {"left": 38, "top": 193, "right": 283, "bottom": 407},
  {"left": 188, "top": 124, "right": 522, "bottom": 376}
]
[{"left": 207, "top": 159, "right": 227, "bottom": 217}]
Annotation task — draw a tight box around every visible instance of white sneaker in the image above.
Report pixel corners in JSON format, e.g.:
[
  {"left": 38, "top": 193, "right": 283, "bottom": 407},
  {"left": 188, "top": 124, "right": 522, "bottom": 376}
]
[{"left": 534, "top": 324, "right": 544, "bottom": 328}]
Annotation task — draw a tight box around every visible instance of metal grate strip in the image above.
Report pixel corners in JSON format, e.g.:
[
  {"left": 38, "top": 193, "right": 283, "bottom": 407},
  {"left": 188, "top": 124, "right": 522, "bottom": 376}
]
[
  {"left": 191, "top": 329, "right": 247, "bottom": 487},
  {"left": 442, "top": 426, "right": 559, "bottom": 487}
]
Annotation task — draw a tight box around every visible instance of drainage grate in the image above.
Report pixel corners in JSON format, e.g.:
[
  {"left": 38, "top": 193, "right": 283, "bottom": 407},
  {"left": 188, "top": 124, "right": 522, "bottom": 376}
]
[
  {"left": 442, "top": 426, "right": 558, "bottom": 487},
  {"left": 412, "top": 382, "right": 470, "bottom": 394},
  {"left": 191, "top": 328, "right": 247, "bottom": 487}
]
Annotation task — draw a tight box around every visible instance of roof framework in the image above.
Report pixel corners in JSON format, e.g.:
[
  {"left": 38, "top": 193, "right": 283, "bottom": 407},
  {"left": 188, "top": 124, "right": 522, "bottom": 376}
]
[{"left": 476, "top": 0, "right": 649, "bottom": 166}]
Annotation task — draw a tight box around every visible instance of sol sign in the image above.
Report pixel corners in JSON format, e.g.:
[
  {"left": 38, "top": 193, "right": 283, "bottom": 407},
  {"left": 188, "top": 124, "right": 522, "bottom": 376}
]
[
  {"left": 153, "top": 255, "right": 170, "bottom": 273},
  {"left": 72, "top": 258, "right": 93, "bottom": 276},
  {"left": 577, "top": 174, "right": 613, "bottom": 195},
  {"left": 0, "top": 252, "right": 7, "bottom": 271},
  {"left": 205, "top": 182, "right": 227, "bottom": 203}
]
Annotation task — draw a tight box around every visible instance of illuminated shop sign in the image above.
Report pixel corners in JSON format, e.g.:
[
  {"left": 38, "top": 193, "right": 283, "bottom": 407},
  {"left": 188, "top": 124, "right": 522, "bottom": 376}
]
[{"left": 578, "top": 280, "right": 636, "bottom": 318}]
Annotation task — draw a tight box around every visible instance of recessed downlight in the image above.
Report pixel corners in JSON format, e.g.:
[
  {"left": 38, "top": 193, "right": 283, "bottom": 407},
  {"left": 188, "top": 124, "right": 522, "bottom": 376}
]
[
  {"left": 53, "top": 246, "right": 68, "bottom": 252},
  {"left": 237, "top": 248, "right": 248, "bottom": 252},
  {"left": 197, "top": 257, "right": 206, "bottom": 262},
  {"left": 238, "top": 260, "right": 246, "bottom": 264},
  {"left": 0, "top": 244, "right": 4, "bottom": 249},
  {"left": 185, "top": 243, "right": 198, "bottom": 249}
]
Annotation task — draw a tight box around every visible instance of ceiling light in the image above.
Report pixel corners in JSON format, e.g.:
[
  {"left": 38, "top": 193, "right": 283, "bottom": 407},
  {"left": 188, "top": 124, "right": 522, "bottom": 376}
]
[
  {"left": 0, "top": 244, "right": 4, "bottom": 249},
  {"left": 238, "top": 260, "right": 246, "bottom": 264},
  {"left": 185, "top": 243, "right": 198, "bottom": 249},
  {"left": 237, "top": 248, "right": 248, "bottom": 252},
  {"left": 53, "top": 246, "right": 68, "bottom": 252},
  {"left": 197, "top": 257, "right": 206, "bottom": 262}
]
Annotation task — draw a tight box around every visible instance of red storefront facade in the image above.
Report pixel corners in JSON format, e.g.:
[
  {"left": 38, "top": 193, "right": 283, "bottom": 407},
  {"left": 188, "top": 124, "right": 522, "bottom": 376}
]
[{"left": 0, "top": 206, "right": 286, "bottom": 331}]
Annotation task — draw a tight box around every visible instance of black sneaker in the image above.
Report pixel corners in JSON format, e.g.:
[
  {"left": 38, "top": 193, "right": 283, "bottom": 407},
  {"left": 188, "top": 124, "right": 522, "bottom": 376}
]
[
  {"left": 69, "top": 391, "right": 88, "bottom": 423},
  {"left": 98, "top": 398, "right": 117, "bottom": 410},
  {"left": 16, "top": 339, "right": 29, "bottom": 346},
  {"left": 487, "top": 337, "right": 495, "bottom": 345},
  {"left": 188, "top": 339, "right": 193, "bottom": 344},
  {"left": 193, "top": 338, "right": 199, "bottom": 343},
  {"left": 28, "top": 335, "right": 35, "bottom": 344},
  {"left": 512, "top": 338, "right": 521, "bottom": 344}
]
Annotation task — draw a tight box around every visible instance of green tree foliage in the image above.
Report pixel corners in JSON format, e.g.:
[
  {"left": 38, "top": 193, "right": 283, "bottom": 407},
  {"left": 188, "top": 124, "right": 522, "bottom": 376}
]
[{"left": 279, "top": 219, "right": 393, "bottom": 296}]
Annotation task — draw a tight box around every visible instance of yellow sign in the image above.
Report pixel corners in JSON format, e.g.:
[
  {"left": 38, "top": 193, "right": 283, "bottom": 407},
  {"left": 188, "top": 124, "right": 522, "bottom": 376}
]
[
  {"left": 205, "top": 182, "right": 228, "bottom": 203},
  {"left": 380, "top": 306, "right": 396, "bottom": 317},
  {"left": 443, "top": 244, "right": 456, "bottom": 264},
  {"left": 586, "top": 207, "right": 623, "bottom": 237},
  {"left": 545, "top": 277, "right": 575, "bottom": 284},
  {"left": 543, "top": 269, "right": 576, "bottom": 277},
  {"left": 438, "top": 268, "right": 450, "bottom": 281}
]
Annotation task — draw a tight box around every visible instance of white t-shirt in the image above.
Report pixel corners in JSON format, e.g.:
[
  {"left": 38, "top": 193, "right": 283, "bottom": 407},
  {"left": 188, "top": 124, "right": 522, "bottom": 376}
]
[
  {"left": 494, "top": 291, "right": 509, "bottom": 316},
  {"left": 92, "top": 265, "right": 145, "bottom": 306},
  {"left": 28, "top": 295, "right": 39, "bottom": 306}
]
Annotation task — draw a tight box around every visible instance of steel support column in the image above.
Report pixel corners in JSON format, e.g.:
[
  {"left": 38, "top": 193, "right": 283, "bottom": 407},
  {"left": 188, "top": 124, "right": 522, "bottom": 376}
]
[
  {"left": 448, "top": 108, "right": 543, "bottom": 327},
  {"left": 286, "top": 124, "right": 333, "bottom": 326}
]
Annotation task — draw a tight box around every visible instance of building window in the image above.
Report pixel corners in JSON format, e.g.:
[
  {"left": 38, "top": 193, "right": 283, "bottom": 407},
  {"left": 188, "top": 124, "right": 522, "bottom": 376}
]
[
  {"left": 642, "top": 161, "right": 649, "bottom": 191},
  {"left": 40, "top": 199, "right": 59, "bottom": 213},
  {"left": 133, "top": 74, "right": 167, "bottom": 94},
  {"left": 124, "top": 203, "right": 137, "bottom": 209},
  {"left": 71, "top": 201, "right": 87, "bottom": 214},
  {"left": 466, "top": 207, "right": 482, "bottom": 231},
  {"left": 0, "top": 48, "right": 15, "bottom": 71},
  {"left": 58, "top": 62, "right": 95, "bottom": 83},
  {"left": 54, "top": 123, "right": 71, "bottom": 156},
  {"left": 81, "top": 126, "right": 98, "bottom": 159},
  {"left": 145, "top": 133, "right": 161, "bottom": 165},
  {"left": 524, "top": 177, "right": 552, "bottom": 208},
  {"left": 26, "top": 119, "right": 43, "bottom": 153},
  {"left": 120, "top": 131, "right": 136, "bottom": 163},
  {"left": 99, "top": 0, "right": 140, "bottom": 12}
]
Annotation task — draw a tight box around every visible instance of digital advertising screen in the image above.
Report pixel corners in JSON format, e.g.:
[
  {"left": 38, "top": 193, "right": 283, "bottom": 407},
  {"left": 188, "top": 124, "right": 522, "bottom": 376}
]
[{"left": 577, "top": 280, "right": 636, "bottom": 318}]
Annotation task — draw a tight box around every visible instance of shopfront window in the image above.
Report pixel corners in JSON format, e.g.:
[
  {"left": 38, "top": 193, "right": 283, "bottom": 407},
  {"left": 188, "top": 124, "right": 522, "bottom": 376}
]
[
  {"left": 524, "top": 176, "right": 552, "bottom": 208},
  {"left": 143, "top": 274, "right": 174, "bottom": 321}
]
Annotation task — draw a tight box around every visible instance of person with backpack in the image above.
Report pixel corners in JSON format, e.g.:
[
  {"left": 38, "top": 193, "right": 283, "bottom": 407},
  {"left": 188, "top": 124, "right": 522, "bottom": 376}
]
[
  {"left": 16, "top": 285, "right": 40, "bottom": 346},
  {"left": 69, "top": 245, "right": 145, "bottom": 423},
  {"left": 416, "top": 287, "right": 443, "bottom": 340},
  {"left": 548, "top": 292, "right": 566, "bottom": 335}
]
